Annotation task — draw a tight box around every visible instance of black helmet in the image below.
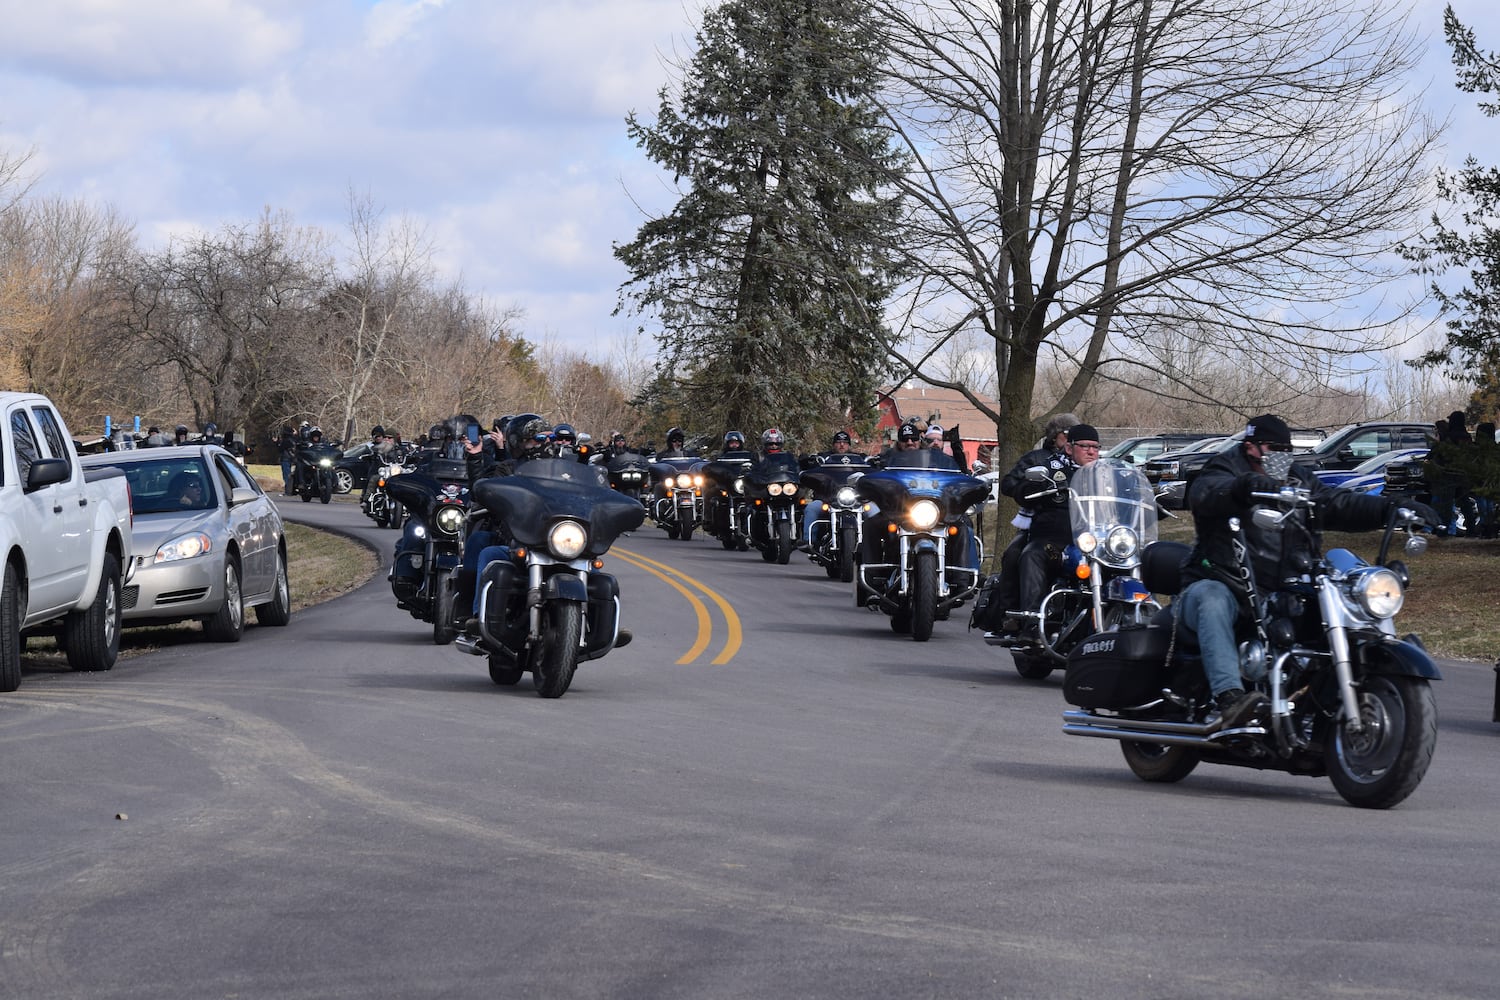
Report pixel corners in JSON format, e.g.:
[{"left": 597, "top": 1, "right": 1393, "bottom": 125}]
[
  {"left": 723, "top": 430, "right": 745, "bottom": 451},
  {"left": 552, "top": 423, "right": 577, "bottom": 445},
  {"left": 309, "top": 426, "right": 323, "bottom": 440},
  {"left": 175, "top": 424, "right": 189, "bottom": 435},
  {"left": 371, "top": 425, "right": 385, "bottom": 438},
  {"left": 203, "top": 422, "right": 218, "bottom": 436},
  {"left": 761, "top": 428, "right": 785, "bottom": 451},
  {"left": 428, "top": 423, "right": 446, "bottom": 443},
  {"left": 505, "top": 413, "right": 550, "bottom": 458},
  {"left": 493, "top": 415, "right": 510, "bottom": 433},
  {"left": 667, "top": 426, "right": 685, "bottom": 445}
]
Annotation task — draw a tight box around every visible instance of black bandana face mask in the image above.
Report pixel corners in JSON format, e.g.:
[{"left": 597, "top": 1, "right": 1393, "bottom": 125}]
[{"left": 1261, "top": 448, "right": 1295, "bottom": 481}]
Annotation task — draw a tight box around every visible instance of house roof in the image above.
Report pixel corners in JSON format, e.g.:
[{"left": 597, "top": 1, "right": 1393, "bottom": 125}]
[{"left": 877, "top": 383, "right": 1000, "bottom": 441}]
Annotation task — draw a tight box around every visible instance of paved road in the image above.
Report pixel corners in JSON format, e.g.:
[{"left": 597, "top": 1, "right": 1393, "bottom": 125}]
[{"left": 2, "top": 499, "right": 1498, "bottom": 999}]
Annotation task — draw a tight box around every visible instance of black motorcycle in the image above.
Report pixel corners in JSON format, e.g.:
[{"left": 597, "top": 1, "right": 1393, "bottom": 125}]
[
  {"left": 855, "top": 450, "right": 988, "bottom": 641},
  {"left": 295, "top": 443, "right": 339, "bottom": 504},
  {"left": 606, "top": 450, "right": 652, "bottom": 505},
  {"left": 386, "top": 457, "right": 470, "bottom": 644},
  {"left": 650, "top": 456, "right": 704, "bottom": 541},
  {"left": 361, "top": 450, "right": 415, "bottom": 528},
  {"left": 452, "top": 458, "right": 645, "bottom": 697},
  {"left": 800, "top": 457, "right": 872, "bottom": 582},
  {"left": 701, "top": 457, "right": 754, "bottom": 551},
  {"left": 1061, "top": 495, "right": 1438, "bottom": 809},
  {"left": 742, "top": 452, "right": 804, "bottom": 564}
]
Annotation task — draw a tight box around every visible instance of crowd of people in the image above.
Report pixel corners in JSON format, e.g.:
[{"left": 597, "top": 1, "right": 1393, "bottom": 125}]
[{"left": 1424, "top": 409, "right": 1499, "bottom": 537}]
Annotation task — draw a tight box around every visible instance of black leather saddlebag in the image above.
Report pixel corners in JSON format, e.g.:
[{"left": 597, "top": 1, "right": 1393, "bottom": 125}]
[
  {"left": 1063, "top": 625, "right": 1173, "bottom": 709},
  {"left": 969, "top": 573, "right": 1007, "bottom": 632}
]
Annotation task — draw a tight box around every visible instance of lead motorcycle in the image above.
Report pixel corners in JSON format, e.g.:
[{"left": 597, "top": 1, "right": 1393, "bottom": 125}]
[
  {"left": 295, "top": 442, "right": 338, "bottom": 504},
  {"left": 855, "top": 449, "right": 988, "bottom": 641},
  {"left": 743, "top": 451, "right": 804, "bottom": 564},
  {"left": 988, "top": 458, "right": 1160, "bottom": 680},
  {"left": 452, "top": 458, "right": 645, "bottom": 697},
  {"left": 386, "top": 457, "right": 470, "bottom": 644},
  {"left": 650, "top": 456, "right": 704, "bottom": 541},
  {"left": 800, "top": 456, "right": 872, "bottom": 582},
  {"left": 1061, "top": 493, "right": 1439, "bottom": 809},
  {"left": 606, "top": 449, "right": 652, "bottom": 506}
]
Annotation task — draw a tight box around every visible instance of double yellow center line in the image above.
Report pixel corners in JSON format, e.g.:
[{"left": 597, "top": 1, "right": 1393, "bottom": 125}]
[{"left": 611, "top": 546, "right": 742, "bottom": 664}]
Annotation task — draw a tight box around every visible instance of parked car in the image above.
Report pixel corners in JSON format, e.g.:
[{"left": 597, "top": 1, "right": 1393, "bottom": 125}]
[
  {"left": 334, "top": 442, "right": 380, "bottom": 494},
  {"left": 78, "top": 445, "right": 292, "bottom": 641},
  {"left": 1103, "top": 433, "right": 1216, "bottom": 466},
  {"left": 1142, "top": 435, "right": 1235, "bottom": 509},
  {"left": 1292, "top": 422, "right": 1435, "bottom": 475},
  {"left": 1314, "top": 448, "right": 1428, "bottom": 490},
  {"left": 1, "top": 391, "right": 135, "bottom": 692}
]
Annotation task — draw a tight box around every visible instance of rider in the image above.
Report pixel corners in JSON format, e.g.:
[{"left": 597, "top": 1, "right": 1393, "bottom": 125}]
[
  {"left": 760, "top": 427, "right": 789, "bottom": 458},
  {"left": 1013, "top": 423, "right": 1100, "bottom": 635},
  {"left": 602, "top": 430, "right": 633, "bottom": 462},
  {"left": 719, "top": 430, "right": 753, "bottom": 461},
  {"left": 802, "top": 430, "right": 868, "bottom": 546},
  {"left": 990, "top": 413, "right": 1081, "bottom": 634},
  {"left": 1179, "top": 413, "right": 1440, "bottom": 730},
  {"left": 657, "top": 427, "right": 696, "bottom": 459}
]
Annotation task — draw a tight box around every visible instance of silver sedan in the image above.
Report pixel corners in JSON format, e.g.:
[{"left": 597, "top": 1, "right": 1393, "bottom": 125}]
[{"left": 79, "top": 444, "right": 291, "bottom": 641}]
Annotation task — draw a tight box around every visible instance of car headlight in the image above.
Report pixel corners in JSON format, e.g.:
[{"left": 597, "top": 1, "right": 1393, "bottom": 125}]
[
  {"left": 836, "top": 486, "right": 857, "bottom": 506},
  {"left": 434, "top": 504, "right": 465, "bottom": 536},
  {"left": 155, "top": 532, "right": 213, "bottom": 563},
  {"left": 908, "top": 499, "right": 941, "bottom": 530},
  {"left": 1352, "top": 567, "right": 1404, "bottom": 619},
  {"left": 1104, "top": 526, "right": 1140, "bottom": 562},
  {"left": 548, "top": 520, "right": 588, "bottom": 560}
]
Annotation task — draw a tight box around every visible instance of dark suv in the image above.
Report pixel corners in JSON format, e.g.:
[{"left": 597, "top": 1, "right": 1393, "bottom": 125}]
[
  {"left": 1104, "top": 433, "right": 1216, "bottom": 465},
  {"left": 1291, "top": 422, "right": 1436, "bottom": 475},
  {"left": 1143, "top": 435, "right": 1237, "bottom": 509}
]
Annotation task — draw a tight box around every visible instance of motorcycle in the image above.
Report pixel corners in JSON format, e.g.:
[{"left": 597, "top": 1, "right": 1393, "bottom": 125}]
[
  {"left": 744, "top": 452, "right": 804, "bottom": 564},
  {"left": 606, "top": 450, "right": 652, "bottom": 506},
  {"left": 361, "top": 452, "right": 414, "bottom": 528},
  {"left": 988, "top": 458, "right": 1160, "bottom": 680},
  {"left": 295, "top": 443, "right": 339, "bottom": 504},
  {"left": 386, "top": 457, "right": 471, "bottom": 644},
  {"left": 452, "top": 458, "right": 645, "bottom": 697},
  {"left": 701, "top": 457, "right": 754, "bottom": 551},
  {"left": 650, "top": 456, "right": 705, "bottom": 541},
  {"left": 800, "top": 457, "right": 873, "bottom": 582},
  {"left": 1060, "top": 494, "right": 1439, "bottom": 809},
  {"left": 855, "top": 449, "right": 988, "bottom": 641}
]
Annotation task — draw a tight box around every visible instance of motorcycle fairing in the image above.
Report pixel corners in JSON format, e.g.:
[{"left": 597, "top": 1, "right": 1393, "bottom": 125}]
[
  {"left": 800, "top": 462, "right": 871, "bottom": 500},
  {"left": 856, "top": 466, "right": 989, "bottom": 518},
  {"left": 472, "top": 459, "right": 644, "bottom": 556},
  {"left": 386, "top": 472, "right": 468, "bottom": 520}
]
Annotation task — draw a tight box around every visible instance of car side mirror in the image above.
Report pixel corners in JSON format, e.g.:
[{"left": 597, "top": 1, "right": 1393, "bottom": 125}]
[
  {"left": 26, "top": 457, "right": 71, "bottom": 491},
  {"left": 229, "top": 486, "right": 259, "bottom": 506}
]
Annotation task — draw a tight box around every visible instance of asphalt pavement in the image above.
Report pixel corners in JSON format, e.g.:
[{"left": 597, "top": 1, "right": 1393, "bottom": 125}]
[{"left": 2, "top": 497, "right": 1498, "bottom": 999}]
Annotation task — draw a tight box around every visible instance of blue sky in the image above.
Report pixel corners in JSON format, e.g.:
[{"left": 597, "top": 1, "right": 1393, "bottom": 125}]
[{"left": 0, "top": 0, "right": 1495, "bottom": 354}]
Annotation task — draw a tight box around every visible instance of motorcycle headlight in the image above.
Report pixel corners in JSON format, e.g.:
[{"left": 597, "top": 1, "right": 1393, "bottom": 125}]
[
  {"left": 836, "top": 486, "right": 857, "bottom": 506},
  {"left": 319, "top": 457, "right": 333, "bottom": 467},
  {"left": 908, "top": 499, "right": 941, "bottom": 530},
  {"left": 548, "top": 520, "right": 589, "bottom": 560},
  {"left": 733, "top": 477, "right": 745, "bottom": 494},
  {"left": 662, "top": 475, "right": 676, "bottom": 488},
  {"left": 1076, "top": 531, "right": 1098, "bottom": 554},
  {"left": 693, "top": 474, "right": 704, "bottom": 487},
  {"left": 155, "top": 532, "right": 212, "bottom": 563},
  {"left": 434, "top": 504, "right": 465, "bottom": 536},
  {"left": 1104, "top": 526, "right": 1140, "bottom": 562},
  {"left": 1352, "top": 567, "right": 1404, "bottom": 619}
]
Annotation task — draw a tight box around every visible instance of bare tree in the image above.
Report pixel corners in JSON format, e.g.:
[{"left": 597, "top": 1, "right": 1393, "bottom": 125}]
[{"left": 871, "top": 0, "right": 1439, "bottom": 488}]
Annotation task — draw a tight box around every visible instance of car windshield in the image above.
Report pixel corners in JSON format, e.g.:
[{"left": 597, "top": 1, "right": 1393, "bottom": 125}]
[{"left": 119, "top": 457, "right": 217, "bottom": 514}]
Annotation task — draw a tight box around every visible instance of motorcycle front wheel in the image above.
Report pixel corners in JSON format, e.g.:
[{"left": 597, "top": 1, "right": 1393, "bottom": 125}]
[
  {"left": 432, "top": 568, "right": 457, "bottom": 645},
  {"left": 911, "top": 549, "right": 937, "bottom": 641},
  {"left": 679, "top": 519, "right": 694, "bottom": 542},
  {"left": 1326, "top": 674, "right": 1438, "bottom": 809},
  {"left": 774, "top": 519, "right": 793, "bottom": 565},
  {"left": 1121, "top": 741, "right": 1201, "bottom": 783},
  {"left": 387, "top": 500, "right": 404, "bottom": 528},
  {"left": 838, "top": 525, "right": 857, "bottom": 584},
  {"left": 488, "top": 652, "right": 523, "bottom": 686},
  {"left": 532, "top": 601, "right": 582, "bottom": 698},
  {"left": 1012, "top": 652, "right": 1054, "bottom": 680},
  {"left": 319, "top": 473, "right": 332, "bottom": 504}
]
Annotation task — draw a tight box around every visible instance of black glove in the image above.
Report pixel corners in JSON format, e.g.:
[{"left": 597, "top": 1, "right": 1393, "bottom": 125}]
[
  {"left": 1232, "top": 472, "right": 1282, "bottom": 504},
  {"left": 1395, "top": 501, "right": 1442, "bottom": 531}
]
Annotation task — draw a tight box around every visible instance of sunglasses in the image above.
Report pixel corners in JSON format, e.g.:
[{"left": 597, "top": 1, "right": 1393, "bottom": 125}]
[{"left": 1258, "top": 442, "right": 1293, "bottom": 452}]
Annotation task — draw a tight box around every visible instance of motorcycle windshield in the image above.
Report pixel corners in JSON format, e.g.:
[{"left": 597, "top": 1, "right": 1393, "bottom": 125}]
[
  {"left": 800, "top": 462, "right": 871, "bottom": 499},
  {"left": 651, "top": 456, "right": 702, "bottom": 479},
  {"left": 473, "top": 459, "right": 644, "bottom": 554},
  {"left": 751, "top": 452, "right": 801, "bottom": 484},
  {"left": 857, "top": 461, "right": 989, "bottom": 517},
  {"left": 1068, "top": 459, "right": 1158, "bottom": 568},
  {"left": 607, "top": 451, "right": 650, "bottom": 474},
  {"left": 385, "top": 472, "right": 467, "bottom": 518},
  {"left": 701, "top": 458, "right": 751, "bottom": 488}
]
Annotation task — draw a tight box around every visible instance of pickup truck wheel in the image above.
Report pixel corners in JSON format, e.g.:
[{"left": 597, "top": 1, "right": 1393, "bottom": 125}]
[
  {"left": 254, "top": 548, "right": 292, "bottom": 627},
  {"left": 1, "top": 562, "right": 23, "bottom": 692},
  {"left": 204, "top": 557, "right": 245, "bottom": 642},
  {"left": 64, "top": 553, "right": 121, "bottom": 672}
]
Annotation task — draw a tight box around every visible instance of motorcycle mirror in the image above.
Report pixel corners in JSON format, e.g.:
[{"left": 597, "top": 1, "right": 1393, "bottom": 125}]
[
  {"left": 1025, "top": 466, "right": 1049, "bottom": 482},
  {"left": 1251, "top": 507, "right": 1288, "bottom": 529},
  {"left": 1404, "top": 533, "right": 1428, "bottom": 556}
]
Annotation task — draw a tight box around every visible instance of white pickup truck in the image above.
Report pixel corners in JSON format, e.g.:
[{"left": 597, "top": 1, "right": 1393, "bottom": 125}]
[{"left": 0, "top": 392, "right": 134, "bottom": 692}]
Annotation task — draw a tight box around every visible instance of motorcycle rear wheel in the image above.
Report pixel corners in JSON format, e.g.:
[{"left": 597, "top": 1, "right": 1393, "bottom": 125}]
[
  {"left": 911, "top": 550, "right": 937, "bottom": 641},
  {"left": 1012, "top": 652, "right": 1054, "bottom": 680},
  {"left": 1326, "top": 674, "right": 1437, "bottom": 809},
  {"left": 532, "top": 601, "right": 582, "bottom": 698},
  {"left": 1121, "top": 741, "right": 1200, "bottom": 782},
  {"left": 488, "top": 652, "right": 523, "bottom": 686}
]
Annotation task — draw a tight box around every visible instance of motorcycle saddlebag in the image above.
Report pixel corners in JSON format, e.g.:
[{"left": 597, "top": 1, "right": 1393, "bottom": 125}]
[
  {"left": 969, "top": 573, "right": 1007, "bottom": 633},
  {"left": 479, "top": 559, "right": 523, "bottom": 639},
  {"left": 1063, "top": 625, "right": 1173, "bottom": 710}
]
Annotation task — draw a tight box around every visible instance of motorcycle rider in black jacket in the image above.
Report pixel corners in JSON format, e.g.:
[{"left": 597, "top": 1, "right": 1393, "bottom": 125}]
[
  {"left": 1179, "top": 413, "right": 1439, "bottom": 729},
  {"left": 1013, "top": 423, "right": 1099, "bottom": 632},
  {"left": 990, "top": 413, "right": 1080, "bottom": 631}
]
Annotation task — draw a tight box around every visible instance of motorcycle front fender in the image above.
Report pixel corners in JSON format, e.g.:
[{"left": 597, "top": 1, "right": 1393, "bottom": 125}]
[
  {"left": 1357, "top": 635, "right": 1442, "bottom": 681},
  {"left": 911, "top": 537, "right": 940, "bottom": 555},
  {"left": 542, "top": 572, "right": 589, "bottom": 603}
]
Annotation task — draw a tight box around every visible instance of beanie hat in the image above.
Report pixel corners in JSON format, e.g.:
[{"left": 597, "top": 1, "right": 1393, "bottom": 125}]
[
  {"left": 1067, "top": 424, "right": 1100, "bottom": 444},
  {"left": 1244, "top": 414, "right": 1292, "bottom": 446}
]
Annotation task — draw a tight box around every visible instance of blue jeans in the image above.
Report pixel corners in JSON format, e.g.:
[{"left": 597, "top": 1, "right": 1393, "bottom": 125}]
[
  {"left": 461, "top": 530, "right": 510, "bottom": 614},
  {"left": 1177, "top": 579, "right": 1244, "bottom": 697}
]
